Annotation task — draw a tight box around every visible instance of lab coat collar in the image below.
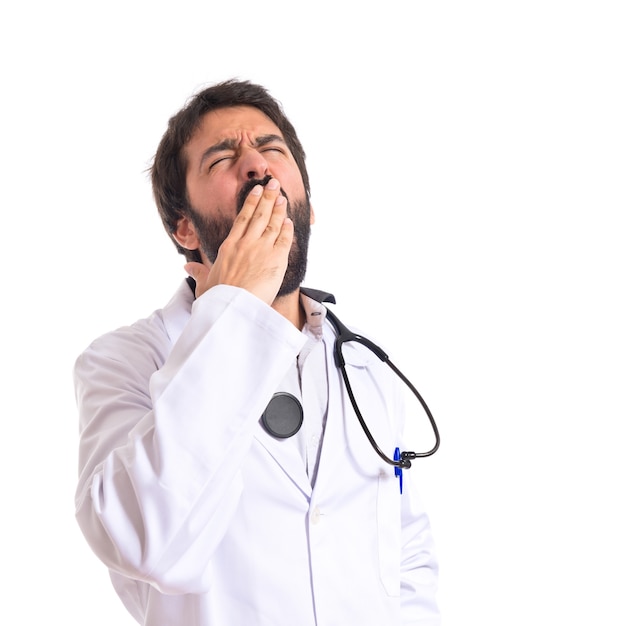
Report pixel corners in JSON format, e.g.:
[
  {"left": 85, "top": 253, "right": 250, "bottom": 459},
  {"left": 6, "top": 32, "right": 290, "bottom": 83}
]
[
  {"left": 160, "top": 279, "right": 340, "bottom": 343},
  {"left": 299, "top": 287, "right": 336, "bottom": 305},
  {"left": 161, "top": 279, "right": 374, "bottom": 369},
  {"left": 160, "top": 279, "right": 195, "bottom": 346}
]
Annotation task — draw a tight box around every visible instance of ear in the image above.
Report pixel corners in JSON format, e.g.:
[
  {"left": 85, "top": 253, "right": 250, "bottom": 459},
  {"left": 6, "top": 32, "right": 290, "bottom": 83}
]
[
  {"left": 309, "top": 203, "right": 316, "bottom": 226},
  {"left": 173, "top": 216, "right": 200, "bottom": 251}
]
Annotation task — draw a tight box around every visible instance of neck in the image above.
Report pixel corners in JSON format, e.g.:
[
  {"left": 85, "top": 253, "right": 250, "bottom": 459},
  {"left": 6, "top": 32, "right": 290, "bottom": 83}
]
[{"left": 272, "top": 289, "right": 305, "bottom": 329}]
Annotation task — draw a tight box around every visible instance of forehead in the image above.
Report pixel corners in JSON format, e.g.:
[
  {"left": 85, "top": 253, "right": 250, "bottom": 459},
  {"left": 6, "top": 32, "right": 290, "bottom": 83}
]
[{"left": 190, "top": 105, "right": 283, "bottom": 146}]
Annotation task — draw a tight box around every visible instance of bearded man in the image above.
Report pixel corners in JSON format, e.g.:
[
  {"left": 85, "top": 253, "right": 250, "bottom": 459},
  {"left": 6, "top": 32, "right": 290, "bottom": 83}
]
[{"left": 74, "top": 79, "right": 440, "bottom": 626}]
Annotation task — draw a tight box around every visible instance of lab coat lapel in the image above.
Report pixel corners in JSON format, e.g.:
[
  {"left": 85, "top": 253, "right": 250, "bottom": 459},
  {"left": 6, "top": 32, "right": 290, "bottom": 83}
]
[
  {"left": 253, "top": 426, "right": 312, "bottom": 497},
  {"left": 312, "top": 332, "right": 374, "bottom": 490},
  {"left": 253, "top": 359, "right": 312, "bottom": 497},
  {"left": 311, "top": 349, "right": 348, "bottom": 490},
  {"left": 313, "top": 336, "right": 388, "bottom": 492}
]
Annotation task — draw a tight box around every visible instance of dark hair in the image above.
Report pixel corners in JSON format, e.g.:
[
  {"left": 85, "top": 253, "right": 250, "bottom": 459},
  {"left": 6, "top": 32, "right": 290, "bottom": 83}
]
[{"left": 151, "top": 79, "right": 310, "bottom": 262}]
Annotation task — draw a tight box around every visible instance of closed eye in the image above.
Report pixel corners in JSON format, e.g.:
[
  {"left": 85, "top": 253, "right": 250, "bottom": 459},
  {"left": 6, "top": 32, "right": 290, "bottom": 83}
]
[
  {"left": 199, "top": 134, "right": 289, "bottom": 173},
  {"left": 208, "top": 155, "right": 233, "bottom": 170},
  {"left": 256, "top": 134, "right": 289, "bottom": 154}
]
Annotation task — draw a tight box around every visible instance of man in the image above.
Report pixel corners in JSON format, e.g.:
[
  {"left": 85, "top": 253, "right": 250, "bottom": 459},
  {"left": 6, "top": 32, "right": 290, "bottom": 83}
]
[{"left": 74, "top": 79, "right": 440, "bottom": 625}]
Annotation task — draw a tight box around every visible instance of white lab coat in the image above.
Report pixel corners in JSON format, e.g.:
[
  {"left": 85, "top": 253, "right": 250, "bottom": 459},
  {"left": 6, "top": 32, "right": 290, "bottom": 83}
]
[{"left": 74, "top": 281, "right": 440, "bottom": 625}]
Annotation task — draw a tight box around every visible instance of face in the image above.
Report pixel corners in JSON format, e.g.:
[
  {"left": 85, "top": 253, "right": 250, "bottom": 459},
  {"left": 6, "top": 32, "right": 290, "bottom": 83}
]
[{"left": 177, "top": 106, "right": 313, "bottom": 296}]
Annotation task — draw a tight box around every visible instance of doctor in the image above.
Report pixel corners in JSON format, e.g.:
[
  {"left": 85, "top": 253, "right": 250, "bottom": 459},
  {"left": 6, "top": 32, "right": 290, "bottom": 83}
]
[{"left": 74, "top": 79, "right": 440, "bottom": 625}]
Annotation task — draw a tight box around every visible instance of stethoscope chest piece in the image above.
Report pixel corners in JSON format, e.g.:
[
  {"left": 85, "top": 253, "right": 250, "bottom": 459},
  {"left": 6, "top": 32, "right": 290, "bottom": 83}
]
[{"left": 261, "top": 392, "right": 304, "bottom": 439}]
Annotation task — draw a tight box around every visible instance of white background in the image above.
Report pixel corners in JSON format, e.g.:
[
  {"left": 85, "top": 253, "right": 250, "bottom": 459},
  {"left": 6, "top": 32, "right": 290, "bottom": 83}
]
[{"left": 1, "top": 1, "right": 624, "bottom": 624}]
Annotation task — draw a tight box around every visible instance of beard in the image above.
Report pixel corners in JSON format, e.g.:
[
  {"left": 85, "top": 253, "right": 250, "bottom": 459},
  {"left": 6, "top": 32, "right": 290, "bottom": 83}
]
[{"left": 187, "top": 177, "right": 312, "bottom": 298}]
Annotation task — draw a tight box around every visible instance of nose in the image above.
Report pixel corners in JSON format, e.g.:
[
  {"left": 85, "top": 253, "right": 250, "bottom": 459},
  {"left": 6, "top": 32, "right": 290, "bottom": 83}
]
[{"left": 239, "top": 146, "right": 270, "bottom": 181}]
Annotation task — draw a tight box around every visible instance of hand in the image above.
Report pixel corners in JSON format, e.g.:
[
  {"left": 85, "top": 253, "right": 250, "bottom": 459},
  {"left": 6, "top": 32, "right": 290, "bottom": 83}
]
[{"left": 185, "top": 178, "right": 293, "bottom": 305}]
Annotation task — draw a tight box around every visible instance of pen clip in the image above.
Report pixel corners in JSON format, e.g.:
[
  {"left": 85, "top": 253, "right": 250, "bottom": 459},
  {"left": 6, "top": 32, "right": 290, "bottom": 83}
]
[{"left": 394, "top": 447, "right": 403, "bottom": 494}]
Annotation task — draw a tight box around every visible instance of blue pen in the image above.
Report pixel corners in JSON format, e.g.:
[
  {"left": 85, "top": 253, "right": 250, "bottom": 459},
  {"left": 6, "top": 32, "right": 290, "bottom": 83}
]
[{"left": 394, "top": 447, "right": 403, "bottom": 494}]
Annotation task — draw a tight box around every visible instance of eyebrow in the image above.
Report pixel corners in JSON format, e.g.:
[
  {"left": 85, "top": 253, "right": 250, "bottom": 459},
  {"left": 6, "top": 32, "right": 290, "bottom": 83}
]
[{"left": 198, "top": 134, "right": 287, "bottom": 171}]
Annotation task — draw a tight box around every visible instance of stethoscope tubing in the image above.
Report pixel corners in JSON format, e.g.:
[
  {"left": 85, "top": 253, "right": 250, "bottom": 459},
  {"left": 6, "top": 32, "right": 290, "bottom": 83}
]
[{"left": 325, "top": 307, "right": 440, "bottom": 469}]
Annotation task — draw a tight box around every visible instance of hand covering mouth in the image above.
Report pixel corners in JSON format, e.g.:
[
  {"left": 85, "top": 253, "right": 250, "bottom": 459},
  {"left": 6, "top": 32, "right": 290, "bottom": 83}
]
[{"left": 236, "top": 175, "right": 289, "bottom": 213}]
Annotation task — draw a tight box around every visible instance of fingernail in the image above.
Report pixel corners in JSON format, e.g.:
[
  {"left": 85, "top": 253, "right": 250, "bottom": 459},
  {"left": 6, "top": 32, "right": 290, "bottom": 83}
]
[
  {"left": 267, "top": 178, "right": 280, "bottom": 190},
  {"left": 251, "top": 185, "right": 263, "bottom": 196}
]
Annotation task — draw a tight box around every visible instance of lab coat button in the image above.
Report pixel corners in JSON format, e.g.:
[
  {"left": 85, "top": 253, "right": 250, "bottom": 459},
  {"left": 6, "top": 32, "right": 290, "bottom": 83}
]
[{"left": 311, "top": 507, "right": 321, "bottom": 525}]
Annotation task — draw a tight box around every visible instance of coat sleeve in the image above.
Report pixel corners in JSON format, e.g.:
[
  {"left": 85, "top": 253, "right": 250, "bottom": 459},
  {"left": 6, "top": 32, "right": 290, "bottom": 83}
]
[{"left": 74, "top": 285, "right": 306, "bottom": 594}]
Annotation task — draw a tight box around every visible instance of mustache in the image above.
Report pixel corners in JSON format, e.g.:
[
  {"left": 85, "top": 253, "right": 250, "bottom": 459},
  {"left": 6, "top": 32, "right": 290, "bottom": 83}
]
[{"left": 236, "top": 175, "right": 289, "bottom": 213}]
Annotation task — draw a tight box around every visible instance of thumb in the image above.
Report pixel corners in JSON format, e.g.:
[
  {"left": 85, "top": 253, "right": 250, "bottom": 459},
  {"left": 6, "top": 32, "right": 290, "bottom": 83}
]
[
  {"left": 184, "top": 261, "right": 213, "bottom": 298},
  {"left": 184, "top": 261, "right": 208, "bottom": 282}
]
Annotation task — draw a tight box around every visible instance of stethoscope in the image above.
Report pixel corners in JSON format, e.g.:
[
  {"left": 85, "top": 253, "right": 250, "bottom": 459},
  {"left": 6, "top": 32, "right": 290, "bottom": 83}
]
[{"left": 261, "top": 287, "right": 440, "bottom": 471}]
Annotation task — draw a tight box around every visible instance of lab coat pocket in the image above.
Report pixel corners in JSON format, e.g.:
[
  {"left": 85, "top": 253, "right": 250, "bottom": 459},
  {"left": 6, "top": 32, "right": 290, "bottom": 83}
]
[{"left": 377, "top": 470, "right": 401, "bottom": 597}]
